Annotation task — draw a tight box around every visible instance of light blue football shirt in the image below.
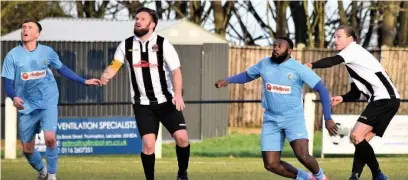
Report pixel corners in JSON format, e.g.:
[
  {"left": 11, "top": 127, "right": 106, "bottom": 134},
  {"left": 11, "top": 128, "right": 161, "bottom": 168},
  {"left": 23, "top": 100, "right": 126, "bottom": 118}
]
[
  {"left": 247, "top": 57, "right": 321, "bottom": 120},
  {"left": 2, "top": 44, "right": 62, "bottom": 114}
]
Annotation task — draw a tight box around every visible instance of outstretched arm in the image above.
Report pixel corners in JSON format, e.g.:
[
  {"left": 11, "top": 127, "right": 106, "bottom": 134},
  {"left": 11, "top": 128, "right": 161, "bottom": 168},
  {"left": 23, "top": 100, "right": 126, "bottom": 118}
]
[
  {"left": 307, "top": 55, "right": 345, "bottom": 69},
  {"left": 312, "top": 80, "right": 338, "bottom": 136},
  {"left": 215, "top": 71, "right": 257, "bottom": 88},
  {"left": 228, "top": 71, "right": 256, "bottom": 84},
  {"left": 312, "top": 80, "right": 332, "bottom": 121},
  {"left": 56, "top": 65, "right": 86, "bottom": 84},
  {"left": 56, "top": 65, "right": 101, "bottom": 86},
  {"left": 341, "top": 82, "right": 361, "bottom": 102},
  {"left": 100, "top": 60, "right": 122, "bottom": 85},
  {"left": 299, "top": 65, "right": 338, "bottom": 136},
  {"left": 215, "top": 59, "right": 263, "bottom": 88}
]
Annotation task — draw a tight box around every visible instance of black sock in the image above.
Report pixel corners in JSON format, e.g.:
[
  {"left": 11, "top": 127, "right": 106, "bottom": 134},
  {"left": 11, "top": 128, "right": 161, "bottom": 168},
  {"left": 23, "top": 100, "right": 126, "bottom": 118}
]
[
  {"left": 176, "top": 144, "right": 190, "bottom": 176},
  {"left": 355, "top": 140, "right": 381, "bottom": 177},
  {"left": 141, "top": 152, "right": 155, "bottom": 180},
  {"left": 351, "top": 149, "right": 366, "bottom": 178}
]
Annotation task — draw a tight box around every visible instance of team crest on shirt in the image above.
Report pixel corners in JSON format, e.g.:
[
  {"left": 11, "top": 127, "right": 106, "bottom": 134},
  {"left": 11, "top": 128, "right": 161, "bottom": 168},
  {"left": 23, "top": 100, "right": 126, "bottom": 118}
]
[
  {"left": 152, "top": 44, "right": 159, "bottom": 52},
  {"left": 288, "top": 73, "right": 292, "bottom": 80}
]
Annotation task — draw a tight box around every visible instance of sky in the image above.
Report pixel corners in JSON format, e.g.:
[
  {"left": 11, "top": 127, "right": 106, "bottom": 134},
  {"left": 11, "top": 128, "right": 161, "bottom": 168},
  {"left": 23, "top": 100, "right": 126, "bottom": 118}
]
[{"left": 58, "top": 0, "right": 381, "bottom": 47}]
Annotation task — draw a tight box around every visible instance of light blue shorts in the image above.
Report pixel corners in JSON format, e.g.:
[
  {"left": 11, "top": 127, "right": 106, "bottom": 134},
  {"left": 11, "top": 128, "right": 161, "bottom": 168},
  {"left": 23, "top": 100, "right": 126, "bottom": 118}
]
[
  {"left": 260, "top": 113, "right": 308, "bottom": 151},
  {"left": 18, "top": 107, "right": 58, "bottom": 143}
]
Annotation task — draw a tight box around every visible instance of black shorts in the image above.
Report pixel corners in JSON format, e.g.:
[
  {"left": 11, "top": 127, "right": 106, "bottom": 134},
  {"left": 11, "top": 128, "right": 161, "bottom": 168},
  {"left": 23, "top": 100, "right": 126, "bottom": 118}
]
[
  {"left": 133, "top": 101, "right": 186, "bottom": 137},
  {"left": 357, "top": 98, "right": 400, "bottom": 137}
]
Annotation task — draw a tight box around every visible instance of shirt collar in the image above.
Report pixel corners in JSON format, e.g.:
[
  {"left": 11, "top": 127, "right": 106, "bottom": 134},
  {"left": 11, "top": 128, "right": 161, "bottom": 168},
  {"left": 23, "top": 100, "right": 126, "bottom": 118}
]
[{"left": 134, "top": 32, "right": 156, "bottom": 42}]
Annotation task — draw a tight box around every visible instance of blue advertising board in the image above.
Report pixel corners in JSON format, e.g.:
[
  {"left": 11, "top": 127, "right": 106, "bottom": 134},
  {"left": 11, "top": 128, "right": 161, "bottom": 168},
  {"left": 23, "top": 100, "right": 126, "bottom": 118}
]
[{"left": 35, "top": 117, "right": 142, "bottom": 155}]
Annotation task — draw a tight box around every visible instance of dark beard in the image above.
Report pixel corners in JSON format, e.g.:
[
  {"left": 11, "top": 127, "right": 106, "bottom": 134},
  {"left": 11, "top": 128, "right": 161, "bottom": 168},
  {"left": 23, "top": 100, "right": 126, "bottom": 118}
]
[
  {"left": 271, "top": 51, "right": 289, "bottom": 64},
  {"left": 134, "top": 28, "right": 149, "bottom": 37}
]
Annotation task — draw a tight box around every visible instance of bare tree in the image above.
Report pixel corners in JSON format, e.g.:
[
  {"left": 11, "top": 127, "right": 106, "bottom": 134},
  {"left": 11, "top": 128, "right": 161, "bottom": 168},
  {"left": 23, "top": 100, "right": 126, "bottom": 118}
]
[
  {"left": 362, "top": 2, "right": 378, "bottom": 48},
  {"left": 289, "top": 1, "right": 307, "bottom": 45},
  {"left": 350, "top": 1, "right": 359, "bottom": 31},
  {"left": 313, "top": 1, "right": 325, "bottom": 48},
  {"left": 275, "top": 1, "right": 289, "bottom": 37},
  {"left": 1, "top": 1, "right": 67, "bottom": 35},
  {"left": 155, "top": 1, "right": 164, "bottom": 19},
  {"left": 379, "top": 1, "right": 401, "bottom": 47},
  {"left": 245, "top": 1, "right": 275, "bottom": 42},
  {"left": 212, "top": 1, "right": 234, "bottom": 37},
  {"left": 304, "top": 0, "right": 315, "bottom": 47},
  {"left": 120, "top": 1, "right": 144, "bottom": 19},
  {"left": 397, "top": 1, "right": 408, "bottom": 47},
  {"left": 338, "top": 1, "right": 348, "bottom": 25},
  {"left": 75, "top": 1, "right": 110, "bottom": 18}
]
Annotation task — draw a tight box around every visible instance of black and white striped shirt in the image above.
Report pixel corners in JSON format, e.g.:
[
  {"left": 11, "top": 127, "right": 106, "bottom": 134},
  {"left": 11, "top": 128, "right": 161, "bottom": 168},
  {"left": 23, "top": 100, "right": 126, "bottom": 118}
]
[
  {"left": 114, "top": 33, "right": 180, "bottom": 105},
  {"left": 338, "top": 42, "right": 400, "bottom": 102}
]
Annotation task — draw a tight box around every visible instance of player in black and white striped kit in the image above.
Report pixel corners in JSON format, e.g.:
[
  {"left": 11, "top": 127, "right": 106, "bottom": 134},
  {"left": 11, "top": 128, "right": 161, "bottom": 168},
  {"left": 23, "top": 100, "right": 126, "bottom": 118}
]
[
  {"left": 100, "top": 8, "right": 190, "bottom": 180},
  {"left": 305, "top": 25, "right": 400, "bottom": 180}
]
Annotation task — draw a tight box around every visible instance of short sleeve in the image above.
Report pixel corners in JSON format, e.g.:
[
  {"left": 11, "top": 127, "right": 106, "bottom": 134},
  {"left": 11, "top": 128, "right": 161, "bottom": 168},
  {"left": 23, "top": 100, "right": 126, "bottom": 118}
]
[
  {"left": 49, "top": 48, "right": 63, "bottom": 69},
  {"left": 247, "top": 59, "right": 263, "bottom": 79},
  {"left": 338, "top": 42, "right": 357, "bottom": 64},
  {"left": 114, "top": 40, "right": 126, "bottom": 64},
  {"left": 163, "top": 39, "right": 180, "bottom": 71},
  {"left": 1, "top": 55, "right": 15, "bottom": 80},
  {"left": 299, "top": 65, "right": 321, "bottom": 88}
]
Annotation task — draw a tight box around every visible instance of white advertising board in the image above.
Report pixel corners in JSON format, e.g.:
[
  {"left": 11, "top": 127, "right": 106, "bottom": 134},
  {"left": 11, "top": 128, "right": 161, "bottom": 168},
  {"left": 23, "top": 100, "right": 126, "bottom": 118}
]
[{"left": 322, "top": 115, "right": 408, "bottom": 155}]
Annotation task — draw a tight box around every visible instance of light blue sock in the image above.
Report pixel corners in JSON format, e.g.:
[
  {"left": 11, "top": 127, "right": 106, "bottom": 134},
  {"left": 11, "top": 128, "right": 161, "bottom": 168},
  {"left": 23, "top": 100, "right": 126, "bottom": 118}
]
[
  {"left": 25, "top": 149, "right": 44, "bottom": 171},
  {"left": 46, "top": 147, "right": 58, "bottom": 174},
  {"left": 314, "top": 168, "right": 324, "bottom": 180},
  {"left": 296, "top": 168, "right": 309, "bottom": 180}
]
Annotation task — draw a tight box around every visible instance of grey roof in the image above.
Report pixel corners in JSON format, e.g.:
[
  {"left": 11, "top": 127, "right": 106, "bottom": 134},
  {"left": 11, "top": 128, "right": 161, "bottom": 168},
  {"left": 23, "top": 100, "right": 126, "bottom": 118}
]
[{"left": 0, "top": 17, "right": 180, "bottom": 42}]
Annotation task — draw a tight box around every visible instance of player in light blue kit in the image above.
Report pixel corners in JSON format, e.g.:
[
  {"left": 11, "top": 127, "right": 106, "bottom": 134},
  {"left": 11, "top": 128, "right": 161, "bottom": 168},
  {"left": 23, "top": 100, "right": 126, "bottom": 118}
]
[
  {"left": 215, "top": 37, "right": 338, "bottom": 180},
  {"left": 1, "top": 19, "right": 101, "bottom": 180}
]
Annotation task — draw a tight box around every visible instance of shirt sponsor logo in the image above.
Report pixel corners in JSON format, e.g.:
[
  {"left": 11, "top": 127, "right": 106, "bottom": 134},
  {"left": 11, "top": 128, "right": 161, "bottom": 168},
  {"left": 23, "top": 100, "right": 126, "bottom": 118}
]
[
  {"left": 21, "top": 70, "right": 46, "bottom": 80},
  {"left": 133, "top": 60, "right": 158, "bottom": 68},
  {"left": 266, "top": 83, "right": 291, "bottom": 94}
]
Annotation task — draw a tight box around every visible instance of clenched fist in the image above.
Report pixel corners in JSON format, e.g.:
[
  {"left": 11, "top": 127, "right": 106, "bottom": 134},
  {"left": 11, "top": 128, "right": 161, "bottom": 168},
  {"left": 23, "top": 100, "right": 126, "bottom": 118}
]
[{"left": 214, "top": 79, "right": 228, "bottom": 88}]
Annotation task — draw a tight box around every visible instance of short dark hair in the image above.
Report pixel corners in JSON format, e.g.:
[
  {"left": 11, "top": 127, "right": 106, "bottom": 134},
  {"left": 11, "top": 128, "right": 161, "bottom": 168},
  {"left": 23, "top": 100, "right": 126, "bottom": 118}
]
[
  {"left": 135, "top": 7, "right": 159, "bottom": 29},
  {"left": 22, "top": 19, "right": 42, "bottom": 32},
  {"left": 277, "top": 37, "right": 294, "bottom": 49},
  {"left": 337, "top": 25, "right": 359, "bottom": 42}
]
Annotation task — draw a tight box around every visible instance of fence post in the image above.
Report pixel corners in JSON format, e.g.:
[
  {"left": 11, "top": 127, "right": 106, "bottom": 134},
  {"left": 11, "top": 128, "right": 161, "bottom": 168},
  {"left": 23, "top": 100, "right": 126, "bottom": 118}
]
[
  {"left": 296, "top": 43, "right": 306, "bottom": 63},
  {"left": 5, "top": 97, "right": 17, "bottom": 159},
  {"left": 304, "top": 93, "right": 316, "bottom": 156}
]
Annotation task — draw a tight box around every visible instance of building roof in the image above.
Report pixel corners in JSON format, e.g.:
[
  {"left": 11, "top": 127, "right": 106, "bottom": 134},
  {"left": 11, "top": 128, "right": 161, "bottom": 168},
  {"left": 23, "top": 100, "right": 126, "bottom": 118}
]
[{"left": 1, "top": 17, "right": 227, "bottom": 44}]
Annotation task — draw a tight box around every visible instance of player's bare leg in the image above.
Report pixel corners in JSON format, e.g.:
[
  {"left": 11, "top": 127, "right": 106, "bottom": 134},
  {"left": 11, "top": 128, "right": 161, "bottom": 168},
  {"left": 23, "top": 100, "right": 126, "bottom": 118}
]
[
  {"left": 141, "top": 133, "right": 156, "bottom": 180},
  {"left": 44, "top": 131, "right": 58, "bottom": 180},
  {"left": 173, "top": 129, "right": 190, "bottom": 180},
  {"left": 350, "top": 122, "right": 385, "bottom": 180},
  {"left": 22, "top": 139, "right": 47, "bottom": 180},
  {"left": 262, "top": 151, "right": 307, "bottom": 179},
  {"left": 291, "top": 139, "right": 327, "bottom": 180}
]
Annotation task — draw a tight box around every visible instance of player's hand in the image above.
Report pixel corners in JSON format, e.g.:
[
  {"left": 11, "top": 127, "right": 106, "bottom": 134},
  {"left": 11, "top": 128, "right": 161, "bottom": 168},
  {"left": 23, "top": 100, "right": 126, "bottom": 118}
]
[
  {"left": 85, "top": 78, "right": 102, "bottom": 86},
  {"left": 325, "top": 120, "right": 338, "bottom": 136},
  {"left": 331, "top": 96, "right": 343, "bottom": 107},
  {"left": 304, "top": 61, "right": 313, "bottom": 69},
  {"left": 100, "top": 77, "right": 110, "bottom": 85},
  {"left": 13, "top": 97, "right": 24, "bottom": 110},
  {"left": 214, "top": 79, "right": 228, "bottom": 88},
  {"left": 172, "top": 95, "right": 185, "bottom": 111}
]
